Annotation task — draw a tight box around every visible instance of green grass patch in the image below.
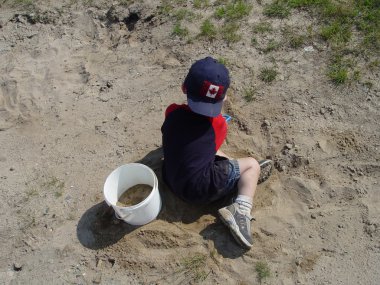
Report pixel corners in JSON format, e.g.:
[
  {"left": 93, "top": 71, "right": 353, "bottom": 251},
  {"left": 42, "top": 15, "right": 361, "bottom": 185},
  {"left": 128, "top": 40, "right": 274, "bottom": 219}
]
[
  {"left": 43, "top": 176, "right": 65, "bottom": 198},
  {"left": 221, "top": 22, "right": 241, "bottom": 43},
  {"left": 180, "top": 253, "right": 209, "bottom": 282},
  {"left": 251, "top": 37, "right": 258, "bottom": 46},
  {"left": 259, "top": 67, "right": 278, "bottom": 82},
  {"left": 256, "top": 261, "right": 271, "bottom": 282},
  {"left": 215, "top": 0, "right": 252, "bottom": 21},
  {"left": 320, "top": 21, "right": 351, "bottom": 43},
  {"left": 43, "top": 176, "right": 65, "bottom": 190},
  {"left": 327, "top": 54, "right": 350, "bottom": 84},
  {"left": 368, "top": 59, "right": 380, "bottom": 71},
  {"left": 264, "top": 1, "right": 290, "bottom": 18},
  {"left": 243, "top": 87, "right": 256, "bottom": 102},
  {"left": 282, "top": 27, "right": 306, "bottom": 48},
  {"left": 276, "top": 0, "right": 380, "bottom": 50},
  {"left": 172, "top": 22, "right": 189, "bottom": 38},
  {"left": 327, "top": 65, "right": 348, "bottom": 84},
  {"left": 173, "top": 8, "right": 195, "bottom": 22},
  {"left": 200, "top": 19, "right": 217, "bottom": 39},
  {"left": 194, "top": 0, "right": 210, "bottom": 9},
  {"left": 289, "top": 34, "right": 306, "bottom": 48},
  {"left": 253, "top": 21, "right": 273, "bottom": 34},
  {"left": 217, "top": 57, "right": 230, "bottom": 67},
  {"left": 262, "top": 39, "right": 281, "bottom": 53}
]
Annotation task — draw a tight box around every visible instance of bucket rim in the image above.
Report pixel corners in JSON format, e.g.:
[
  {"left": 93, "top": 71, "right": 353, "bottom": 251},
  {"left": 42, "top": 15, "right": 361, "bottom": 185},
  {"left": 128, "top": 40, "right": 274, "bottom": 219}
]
[{"left": 103, "top": 163, "right": 158, "bottom": 210}]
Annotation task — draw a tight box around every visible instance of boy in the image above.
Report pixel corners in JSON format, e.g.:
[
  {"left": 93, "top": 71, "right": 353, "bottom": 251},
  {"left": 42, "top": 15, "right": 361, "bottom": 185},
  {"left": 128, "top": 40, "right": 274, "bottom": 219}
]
[{"left": 161, "top": 57, "right": 272, "bottom": 248}]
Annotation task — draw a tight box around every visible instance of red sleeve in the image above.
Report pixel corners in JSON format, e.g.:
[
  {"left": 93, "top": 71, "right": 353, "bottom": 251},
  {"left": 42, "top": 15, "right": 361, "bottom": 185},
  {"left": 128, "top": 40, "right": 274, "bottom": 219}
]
[
  {"left": 165, "top": 104, "right": 189, "bottom": 117},
  {"left": 211, "top": 115, "right": 227, "bottom": 151}
]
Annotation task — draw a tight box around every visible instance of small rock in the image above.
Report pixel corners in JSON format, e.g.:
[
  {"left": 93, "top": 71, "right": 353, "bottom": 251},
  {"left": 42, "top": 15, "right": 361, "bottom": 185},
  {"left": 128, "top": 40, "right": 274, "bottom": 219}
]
[
  {"left": 304, "top": 46, "right": 314, "bottom": 52},
  {"left": 338, "top": 224, "right": 344, "bottom": 228},
  {"left": 347, "top": 166, "right": 356, "bottom": 173},
  {"left": 285, "top": 143, "right": 293, "bottom": 150},
  {"left": 106, "top": 81, "right": 113, "bottom": 88},
  {"left": 10, "top": 167, "right": 14, "bottom": 171},
  {"left": 311, "top": 214, "right": 317, "bottom": 219},
  {"left": 262, "top": 120, "right": 271, "bottom": 127},
  {"left": 96, "top": 258, "right": 103, "bottom": 268},
  {"left": 353, "top": 177, "right": 359, "bottom": 182},
  {"left": 13, "top": 262, "right": 23, "bottom": 271},
  {"left": 365, "top": 224, "right": 376, "bottom": 235}
]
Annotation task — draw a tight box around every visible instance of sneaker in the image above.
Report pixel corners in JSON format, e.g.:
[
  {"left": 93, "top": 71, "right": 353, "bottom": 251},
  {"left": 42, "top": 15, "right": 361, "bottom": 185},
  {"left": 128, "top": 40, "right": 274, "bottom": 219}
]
[
  {"left": 218, "top": 203, "right": 254, "bottom": 248},
  {"left": 258, "top": 159, "right": 273, "bottom": 184}
]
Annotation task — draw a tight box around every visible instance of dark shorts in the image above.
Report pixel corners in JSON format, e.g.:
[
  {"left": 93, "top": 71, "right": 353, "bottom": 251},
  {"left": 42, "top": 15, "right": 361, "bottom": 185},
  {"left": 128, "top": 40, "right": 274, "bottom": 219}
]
[
  {"left": 165, "top": 156, "right": 241, "bottom": 205},
  {"left": 208, "top": 157, "right": 241, "bottom": 202}
]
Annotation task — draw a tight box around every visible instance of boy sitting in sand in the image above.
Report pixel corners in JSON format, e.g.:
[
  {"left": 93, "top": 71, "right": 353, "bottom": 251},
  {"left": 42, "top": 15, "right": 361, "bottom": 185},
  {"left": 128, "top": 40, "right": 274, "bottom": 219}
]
[{"left": 161, "top": 56, "right": 272, "bottom": 248}]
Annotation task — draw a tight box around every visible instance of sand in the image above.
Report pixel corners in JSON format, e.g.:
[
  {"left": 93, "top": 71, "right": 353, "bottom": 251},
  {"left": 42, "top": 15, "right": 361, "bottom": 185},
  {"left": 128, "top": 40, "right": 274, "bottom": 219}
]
[
  {"left": 116, "top": 184, "right": 152, "bottom": 207},
  {"left": 0, "top": 0, "right": 379, "bottom": 284}
]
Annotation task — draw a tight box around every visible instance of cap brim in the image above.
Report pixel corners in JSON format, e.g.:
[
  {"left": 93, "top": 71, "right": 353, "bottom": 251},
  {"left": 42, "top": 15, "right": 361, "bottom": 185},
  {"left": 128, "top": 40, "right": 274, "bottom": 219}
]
[{"left": 187, "top": 97, "right": 223, "bottom": 118}]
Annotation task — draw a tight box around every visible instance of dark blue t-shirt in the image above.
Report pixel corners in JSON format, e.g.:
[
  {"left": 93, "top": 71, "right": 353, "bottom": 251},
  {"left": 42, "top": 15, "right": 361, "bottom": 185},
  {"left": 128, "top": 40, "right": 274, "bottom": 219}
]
[{"left": 161, "top": 104, "right": 229, "bottom": 204}]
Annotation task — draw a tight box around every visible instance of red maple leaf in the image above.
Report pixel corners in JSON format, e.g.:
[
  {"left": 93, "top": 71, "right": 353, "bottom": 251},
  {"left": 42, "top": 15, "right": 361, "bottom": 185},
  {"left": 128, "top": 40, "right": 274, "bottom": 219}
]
[{"left": 209, "top": 87, "right": 217, "bottom": 94}]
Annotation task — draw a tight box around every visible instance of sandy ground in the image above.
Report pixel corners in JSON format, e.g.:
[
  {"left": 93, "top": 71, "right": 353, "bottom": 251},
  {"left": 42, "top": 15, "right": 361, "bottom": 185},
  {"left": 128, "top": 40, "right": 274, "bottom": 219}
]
[{"left": 0, "top": 0, "right": 379, "bottom": 284}]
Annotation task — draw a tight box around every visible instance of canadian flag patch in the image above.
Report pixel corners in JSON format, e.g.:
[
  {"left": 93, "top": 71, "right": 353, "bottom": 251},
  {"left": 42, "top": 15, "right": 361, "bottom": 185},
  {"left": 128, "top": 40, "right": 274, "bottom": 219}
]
[{"left": 200, "top": 81, "right": 224, "bottom": 100}]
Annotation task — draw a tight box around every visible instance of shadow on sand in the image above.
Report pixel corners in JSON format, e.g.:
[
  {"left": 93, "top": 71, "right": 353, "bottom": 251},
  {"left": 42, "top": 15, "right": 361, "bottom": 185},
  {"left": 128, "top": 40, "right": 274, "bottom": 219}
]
[
  {"left": 76, "top": 201, "right": 139, "bottom": 250},
  {"left": 77, "top": 147, "right": 247, "bottom": 257}
]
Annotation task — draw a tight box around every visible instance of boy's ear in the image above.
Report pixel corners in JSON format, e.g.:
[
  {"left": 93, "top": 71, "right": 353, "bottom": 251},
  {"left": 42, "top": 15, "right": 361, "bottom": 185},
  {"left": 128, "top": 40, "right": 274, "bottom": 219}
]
[{"left": 181, "top": 84, "right": 187, "bottom": 94}]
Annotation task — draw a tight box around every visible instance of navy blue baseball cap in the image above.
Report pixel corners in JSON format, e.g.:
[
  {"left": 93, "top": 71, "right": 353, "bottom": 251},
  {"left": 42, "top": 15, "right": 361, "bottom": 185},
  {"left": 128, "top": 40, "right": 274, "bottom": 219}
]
[{"left": 184, "top": 57, "right": 230, "bottom": 117}]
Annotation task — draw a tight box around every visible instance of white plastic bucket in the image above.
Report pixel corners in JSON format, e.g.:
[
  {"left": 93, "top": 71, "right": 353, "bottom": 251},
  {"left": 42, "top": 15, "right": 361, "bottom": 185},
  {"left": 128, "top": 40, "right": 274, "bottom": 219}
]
[{"left": 103, "top": 163, "right": 162, "bottom": 226}]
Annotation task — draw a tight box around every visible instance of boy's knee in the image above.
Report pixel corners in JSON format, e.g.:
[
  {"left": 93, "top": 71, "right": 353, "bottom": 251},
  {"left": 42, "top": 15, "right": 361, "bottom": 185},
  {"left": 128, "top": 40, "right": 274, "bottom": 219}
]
[{"left": 248, "top": 157, "right": 260, "bottom": 174}]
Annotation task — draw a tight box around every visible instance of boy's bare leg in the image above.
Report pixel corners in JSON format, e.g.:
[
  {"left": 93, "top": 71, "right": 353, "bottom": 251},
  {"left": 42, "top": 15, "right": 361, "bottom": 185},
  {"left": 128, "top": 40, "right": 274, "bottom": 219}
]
[
  {"left": 236, "top": 157, "right": 260, "bottom": 198},
  {"left": 218, "top": 157, "right": 260, "bottom": 248}
]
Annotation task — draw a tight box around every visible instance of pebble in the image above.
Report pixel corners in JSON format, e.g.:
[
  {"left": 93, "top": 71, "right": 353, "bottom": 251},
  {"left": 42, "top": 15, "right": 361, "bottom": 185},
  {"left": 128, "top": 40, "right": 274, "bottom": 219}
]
[
  {"left": 338, "top": 224, "right": 344, "bottom": 228},
  {"left": 262, "top": 120, "right": 271, "bottom": 127},
  {"left": 304, "top": 46, "right": 314, "bottom": 52},
  {"left": 285, "top": 143, "right": 293, "bottom": 150},
  {"left": 13, "top": 262, "right": 23, "bottom": 271},
  {"left": 96, "top": 259, "right": 103, "bottom": 268},
  {"left": 9, "top": 167, "right": 14, "bottom": 171},
  {"left": 365, "top": 225, "right": 376, "bottom": 235},
  {"left": 347, "top": 166, "right": 356, "bottom": 173},
  {"left": 311, "top": 214, "right": 317, "bottom": 219},
  {"left": 295, "top": 257, "right": 302, "bottom": 266}
]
